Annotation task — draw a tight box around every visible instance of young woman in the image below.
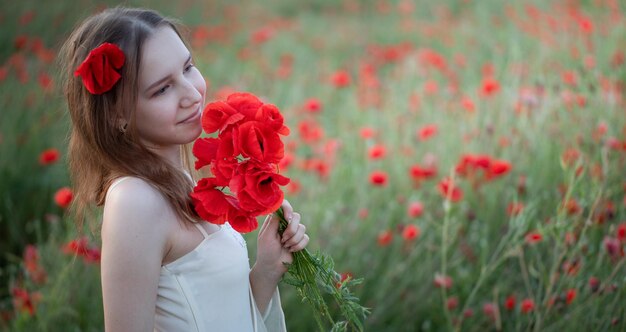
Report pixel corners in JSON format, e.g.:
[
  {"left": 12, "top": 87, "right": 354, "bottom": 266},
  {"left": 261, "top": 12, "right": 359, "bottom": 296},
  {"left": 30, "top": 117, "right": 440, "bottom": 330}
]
[{"left": 60, "top": 7, "right": 309, "bottom": 331}]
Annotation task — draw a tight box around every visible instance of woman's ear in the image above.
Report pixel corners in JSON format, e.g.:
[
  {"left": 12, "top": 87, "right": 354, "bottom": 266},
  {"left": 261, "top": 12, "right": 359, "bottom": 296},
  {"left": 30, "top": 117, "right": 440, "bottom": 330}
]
[{"left": 117, "top": 119, "right": 128, "bottom": 133}]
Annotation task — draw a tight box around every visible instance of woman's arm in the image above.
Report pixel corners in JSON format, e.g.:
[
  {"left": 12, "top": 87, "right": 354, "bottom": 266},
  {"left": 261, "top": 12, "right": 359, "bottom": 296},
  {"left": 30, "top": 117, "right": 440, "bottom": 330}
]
[
  {"left": 250, "top": 200, "right": 309, "bottom": 314},
  {"left": 101, "top": 178, "right": 171, "bottom": 332}
]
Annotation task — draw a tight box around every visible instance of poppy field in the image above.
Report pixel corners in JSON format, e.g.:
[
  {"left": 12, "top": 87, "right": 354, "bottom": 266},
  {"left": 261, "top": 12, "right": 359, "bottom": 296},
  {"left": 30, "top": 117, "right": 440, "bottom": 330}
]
[{"left": 1, "top": 0, "right": 625, "bottom": 331}]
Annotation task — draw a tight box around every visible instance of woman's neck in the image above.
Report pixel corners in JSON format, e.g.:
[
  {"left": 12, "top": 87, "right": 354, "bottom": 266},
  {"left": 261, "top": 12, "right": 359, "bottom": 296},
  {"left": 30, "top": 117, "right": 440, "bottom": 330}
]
[{"left": 147, "top": 144, "right": 184, "bottom": 170}]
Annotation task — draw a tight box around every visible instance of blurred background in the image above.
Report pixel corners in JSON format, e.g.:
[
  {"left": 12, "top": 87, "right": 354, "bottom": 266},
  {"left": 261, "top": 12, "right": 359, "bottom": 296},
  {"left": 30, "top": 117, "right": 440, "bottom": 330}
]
[{"left": 1, "top": 0, "right": 625, "bottom": 331}]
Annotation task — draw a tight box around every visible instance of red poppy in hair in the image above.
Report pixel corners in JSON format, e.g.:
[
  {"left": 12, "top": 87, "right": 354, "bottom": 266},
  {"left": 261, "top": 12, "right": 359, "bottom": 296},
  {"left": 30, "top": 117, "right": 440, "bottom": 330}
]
[{"left": 74, "top": 43, "right": 125, "bottom": 95}]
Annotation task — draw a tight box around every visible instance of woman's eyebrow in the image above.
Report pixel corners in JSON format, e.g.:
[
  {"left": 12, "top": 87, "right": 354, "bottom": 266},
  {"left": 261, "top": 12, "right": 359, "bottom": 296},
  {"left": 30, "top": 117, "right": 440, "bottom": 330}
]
[{"left": 144, "top": 53, "right": 192, "bottom": 93}]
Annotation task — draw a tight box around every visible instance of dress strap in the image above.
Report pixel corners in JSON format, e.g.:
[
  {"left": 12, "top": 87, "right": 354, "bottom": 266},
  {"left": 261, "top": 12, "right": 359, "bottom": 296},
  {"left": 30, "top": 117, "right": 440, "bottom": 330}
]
[{"left": 193, "top": 223, "right": 210, "bottom": 239}]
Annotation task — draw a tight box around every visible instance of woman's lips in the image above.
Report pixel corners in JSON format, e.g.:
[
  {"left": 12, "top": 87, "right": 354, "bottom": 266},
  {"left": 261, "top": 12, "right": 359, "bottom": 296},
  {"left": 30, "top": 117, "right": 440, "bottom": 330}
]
[{"left": 179, "top": 108, "right": 201, "bottom": 124}]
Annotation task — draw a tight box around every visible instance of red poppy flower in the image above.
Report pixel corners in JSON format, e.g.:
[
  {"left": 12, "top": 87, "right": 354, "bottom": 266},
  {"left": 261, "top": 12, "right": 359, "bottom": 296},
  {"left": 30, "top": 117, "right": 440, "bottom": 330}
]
[
  {"left": 229, "top": 160, "right": 290, "bottom": 216},
  {"left": 201, "top": 101, "right": 245, "bottom": 134},
  {"left": 54, "top": 187, "right": 73, "bottom": 208},
  {"left": 563, "top": 199, "right": 582, "bottom": 215},
  {"left": 418, "top": 49, "right": 447, "bottom": 71},
  {"left": 402, "top": 224, "right": 420, "bottom": 241},
  {"left": 190, "top": 178, "right": 231, "bottom": 224},
  {"left": 38, "top": 73, "right": 53, "bottom": 92},
  {"left": 461, "top": 96, "right": 475, "bottom": 113},
  {"left": 604, "top": 236, "right": 623, "bottom": 258},
  {"left": 330, "top": 70, "right": 351, "bottom": 88},
  {"left": 565, "top": 289, "right": 577, "bottom": 305},
  {"left": 562, "top": 70, "right": 577, "bottom": 86},
  {"left": 617, "top": 223, "right": 626, "bottom": 242},
  {"left": 278, "top": 152, "right": 294, "bottom": 172},
  {"left": 61, "top": 237, "right": 100, "bottom": 263},
  {"left": 0, "top": 66, "right": 8, "bottom": 83},
  {"left": 447, "top": 297, "right": 459, "bottom": 310},
  {"left": 504, "top": 294, "right": 516, "bottom": 311},
  {"left": 561, "top": 148, "right": 580, "bottom": 167},
  {"left": 298, "top": 119, "right": 324, "bottom": 143},
  {"left": 434, "top": 274, "right": 452, "bottom": 289},
  {"left": 377, "top": 230, "right": 393, "bottom": 246},
  {"left": 593, "top": 121, "right": 608, "bottom": 141},
  {"left": 287, "top": 180, "right": 301, "bottom": 195},
  {"left": 438, "top": 177, "right": 463, "bottom": 202},
  {"left": 19, "top": 10, "right": 35, "bottom": 26},
  {"left": 525, "top": 232, "right": 542, "bottom": 244},
  {"left": 577, "top": 16, "right": 593, "bottom": 34},
  {"left": 209, "top": 133, "right": 239, "bottom": 186},
  {"left": 455, "top": 154, "right": 491, "bottom": 176},
  {"left": 251, "top": 27, "right": 274, "bottom": 44},
  {"left": 483, "top": 303, "right": 498, "bottom": 319},
  {"left": 39, "top": 148, "right": 60, "bottom": 165},
  {"left": 62, "top": 237, "right": 90, "bottom": 256},
  {"left": 417, "top": 124, "right": 438, "bottom": 141},
  {"left": 368, "top": 144, "right": 386, "bottom": 159},
  {"left": 359, "top": 127, "right": 376, "bottom": 139},
  {"left": 255, "top": 103, "right": 289, "bottom": 135},
  {"left": 84, "top": 248, "right": 101, "bottom": 263},
  {"left": 407, "top": 201, "right": 424, "bottom": 218},
  {"left": 370, "top": 170, "right": 388, "bottom": 186},
  {"left": 304, "top": 98, "right": 322, "bottom": 113},
  {"left": 14, "top": 35, "right": 28, "bottom": 50},
  {"left": 423, "top": 80, "right": 438, "bottom": 95},
  {"left": 225, "top": 92, "right": 264, "bottom": 120},
  {"left": 192, "top": 138, "right": 219, "bottom": 170},
  {"left": 11, "top": 287, "right": 38, "bottom": 316},
  {"left": 486, "top": 159, "right": 512, "bottom": 179},
  {"left": 23, "top": 245, "right": 47, "bottom": 284},
  {"left": 236, "top": 121, "right": 284, "bottom": 164},
  {"left": 588, "top": 277, "right": 600, "bottom": 292},
  {"left": 507, "top": 202, "right": 524, "bottom": 216},
  {"left": 226, "top": 198, "right": 259, "bottom": 233},
  {"left": 74, "top": 43, "right": 125, "bottom": 95},
  {"left": 302, "top": 158, "right": 331, "bottom": 179},
  {"left": 409, "top": 164, "right": 437, "bottom": 181},
  {"left": 520, "top": 298, "right": 535, "bottom": 314},
  {"left": 482, "top": 63, "right": 494, "bottom": 77},
  {"left": 480, "top": 77, "right": 500, "bottom": 97}
]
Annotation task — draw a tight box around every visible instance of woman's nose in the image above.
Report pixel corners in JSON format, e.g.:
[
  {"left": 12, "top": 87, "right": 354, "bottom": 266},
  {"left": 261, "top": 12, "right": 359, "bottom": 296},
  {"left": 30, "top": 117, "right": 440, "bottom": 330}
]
[{"left": 180, "top": 79, "right": 202, "bottom": 108}]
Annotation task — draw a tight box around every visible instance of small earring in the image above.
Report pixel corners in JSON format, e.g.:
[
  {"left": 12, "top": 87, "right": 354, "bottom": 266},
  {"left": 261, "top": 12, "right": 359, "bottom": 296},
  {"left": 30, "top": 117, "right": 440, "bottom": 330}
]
[{"left": 119, "top": 123, "right": 128, "bottom": 133}]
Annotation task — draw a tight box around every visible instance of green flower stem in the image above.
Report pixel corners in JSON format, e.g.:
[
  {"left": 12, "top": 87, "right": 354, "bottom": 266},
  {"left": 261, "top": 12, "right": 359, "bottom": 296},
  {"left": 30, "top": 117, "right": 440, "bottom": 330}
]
[{"left": 275, "top": 207, "right": 369, "bottom": 332}]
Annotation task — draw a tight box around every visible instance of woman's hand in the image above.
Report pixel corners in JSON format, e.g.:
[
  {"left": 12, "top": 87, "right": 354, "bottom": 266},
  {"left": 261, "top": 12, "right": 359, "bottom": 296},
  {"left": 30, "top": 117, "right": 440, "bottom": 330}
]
[
  {"left": 255, "top": 200, "right": 309, "bottom": 280},
  {"left": 250, "top": 200, "right": 310, "bottom": 313}
]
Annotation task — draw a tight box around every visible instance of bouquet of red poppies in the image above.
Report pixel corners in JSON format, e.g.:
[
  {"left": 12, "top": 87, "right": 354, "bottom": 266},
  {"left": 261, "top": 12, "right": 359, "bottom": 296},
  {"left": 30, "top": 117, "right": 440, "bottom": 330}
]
[{"left": 190, "top": 92, "right": 368, "bottom": 331}]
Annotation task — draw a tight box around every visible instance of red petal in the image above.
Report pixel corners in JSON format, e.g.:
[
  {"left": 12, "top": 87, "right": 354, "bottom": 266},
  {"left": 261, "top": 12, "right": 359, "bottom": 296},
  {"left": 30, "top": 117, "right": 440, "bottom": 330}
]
[
  {"left": 226, "top": 92, "right": 263, "bottom": 120},
  {"left": 192, "top": 138, "right": 220, "bottom": 170},
  {"left": 201, "top": 101, "right": 240, "bottom": 134}
]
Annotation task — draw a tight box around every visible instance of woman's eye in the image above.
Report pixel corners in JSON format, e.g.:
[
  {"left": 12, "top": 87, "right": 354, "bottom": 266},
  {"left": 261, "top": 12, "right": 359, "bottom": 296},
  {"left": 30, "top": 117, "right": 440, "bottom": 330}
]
[{"left": 154, "top": 85, "right": 169, "bottom": 96}]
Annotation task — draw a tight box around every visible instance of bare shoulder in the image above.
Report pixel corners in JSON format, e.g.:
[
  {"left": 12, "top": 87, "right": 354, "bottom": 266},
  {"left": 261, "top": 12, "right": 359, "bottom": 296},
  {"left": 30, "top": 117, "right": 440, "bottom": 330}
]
[
  {"left": 102, "top": 177, "right": 173, "bottom": 258},
  {"left": 100, "top": 177, "right": 174, "bottom": 330},
  {"left": 104, "top": 177, "right": 169, "bottom": 218}
]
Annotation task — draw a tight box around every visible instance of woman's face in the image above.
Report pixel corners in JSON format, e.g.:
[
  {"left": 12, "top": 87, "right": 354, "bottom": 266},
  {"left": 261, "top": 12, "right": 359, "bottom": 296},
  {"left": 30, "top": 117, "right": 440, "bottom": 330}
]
[{"left": 135, "top": 26, "right": 205, "bottom": 153}]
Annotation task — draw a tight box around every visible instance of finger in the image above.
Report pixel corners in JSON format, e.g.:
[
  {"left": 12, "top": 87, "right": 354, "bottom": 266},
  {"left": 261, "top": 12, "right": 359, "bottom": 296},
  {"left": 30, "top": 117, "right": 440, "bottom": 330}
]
[
  {"left": 259, "top": 214, "right": 271, "bottom": 233},
  {"left": 281, "top": 213, "right": 301, "bottom": 243},
  {"left": 289, "top": 234, "right": 310, "bottom": 252},
  {"left": 281, "top": 199, "right": 294, "bottom": 222},
  {"left": 259, "top": 213, "right": 279, "bottom": 238},
  {"left": 284, "top": 223, "right": 306, "bottom": 247}
]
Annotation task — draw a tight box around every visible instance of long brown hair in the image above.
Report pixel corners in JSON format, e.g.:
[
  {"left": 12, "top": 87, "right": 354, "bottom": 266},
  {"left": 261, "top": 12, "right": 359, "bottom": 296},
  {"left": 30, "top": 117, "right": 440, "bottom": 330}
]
[{"left": 59, "top": 7, "right": 200, "bottom": 232}]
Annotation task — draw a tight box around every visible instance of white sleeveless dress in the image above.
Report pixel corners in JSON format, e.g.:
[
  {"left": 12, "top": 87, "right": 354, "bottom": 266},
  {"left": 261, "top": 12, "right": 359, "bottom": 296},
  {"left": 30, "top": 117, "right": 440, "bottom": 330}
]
[{"left": 107, "top": 177, "right": 287, "bottom": 332}]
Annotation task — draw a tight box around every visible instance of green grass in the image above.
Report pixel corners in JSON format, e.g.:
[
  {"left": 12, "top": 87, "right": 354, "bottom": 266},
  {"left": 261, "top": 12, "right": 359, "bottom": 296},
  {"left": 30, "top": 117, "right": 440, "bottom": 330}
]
[{"left": 1, "top": 0, "right": 625, "bottom": 331}]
